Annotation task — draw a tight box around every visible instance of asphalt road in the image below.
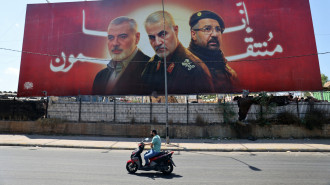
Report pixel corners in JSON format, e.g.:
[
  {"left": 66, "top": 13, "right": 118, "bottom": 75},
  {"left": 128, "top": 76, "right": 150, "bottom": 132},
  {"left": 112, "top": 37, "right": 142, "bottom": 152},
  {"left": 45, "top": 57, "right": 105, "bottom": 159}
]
[{"left": 0, "top": 146, "right": 329, "bottom": 185}]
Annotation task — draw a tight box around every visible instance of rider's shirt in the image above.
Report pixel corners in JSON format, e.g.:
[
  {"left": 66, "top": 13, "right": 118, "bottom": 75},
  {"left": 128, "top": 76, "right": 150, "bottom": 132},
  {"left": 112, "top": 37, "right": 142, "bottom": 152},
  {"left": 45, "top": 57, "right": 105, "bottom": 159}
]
[{"left": 152, "top": 135, "right": 161, "bottom": 152}]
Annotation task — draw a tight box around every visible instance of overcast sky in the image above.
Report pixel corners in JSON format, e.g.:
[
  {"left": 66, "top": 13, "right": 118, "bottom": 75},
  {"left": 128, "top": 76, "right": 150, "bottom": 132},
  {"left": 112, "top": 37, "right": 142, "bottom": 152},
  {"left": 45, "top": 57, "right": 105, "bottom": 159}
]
[{"left": 0, "top": 0, "right": 329, "bottom": 92}]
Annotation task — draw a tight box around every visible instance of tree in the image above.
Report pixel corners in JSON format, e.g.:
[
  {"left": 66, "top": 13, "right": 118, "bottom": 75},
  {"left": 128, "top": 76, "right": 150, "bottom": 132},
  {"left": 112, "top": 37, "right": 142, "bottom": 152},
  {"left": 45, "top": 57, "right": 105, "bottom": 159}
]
[{"left": 321, "top": 74, "right": 328, "bottom": 86}]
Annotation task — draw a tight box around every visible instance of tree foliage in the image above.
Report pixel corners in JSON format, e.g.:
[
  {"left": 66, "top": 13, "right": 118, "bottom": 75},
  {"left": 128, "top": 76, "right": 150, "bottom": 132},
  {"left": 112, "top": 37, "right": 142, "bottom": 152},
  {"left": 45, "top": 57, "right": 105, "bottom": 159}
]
[{"left": 321, "top": 73, "right": 328, "bottom": 86}]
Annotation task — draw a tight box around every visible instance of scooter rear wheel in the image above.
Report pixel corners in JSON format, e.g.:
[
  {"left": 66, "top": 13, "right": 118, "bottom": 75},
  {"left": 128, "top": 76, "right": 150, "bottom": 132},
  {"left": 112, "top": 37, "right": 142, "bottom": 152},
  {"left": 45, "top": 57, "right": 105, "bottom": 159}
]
[
  {"left": 162, "top": 163, "right": 173, "bottom": 175},
  {"left": 126, "top": 162, "right": 138, "bottom": 174}
]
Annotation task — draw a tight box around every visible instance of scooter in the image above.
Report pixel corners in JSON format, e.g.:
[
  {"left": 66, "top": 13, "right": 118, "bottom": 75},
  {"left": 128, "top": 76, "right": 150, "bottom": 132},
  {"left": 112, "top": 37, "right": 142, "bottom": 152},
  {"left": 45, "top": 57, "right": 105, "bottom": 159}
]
[{"left": 126, "top": 138, "right": 176, "bottom": 174}]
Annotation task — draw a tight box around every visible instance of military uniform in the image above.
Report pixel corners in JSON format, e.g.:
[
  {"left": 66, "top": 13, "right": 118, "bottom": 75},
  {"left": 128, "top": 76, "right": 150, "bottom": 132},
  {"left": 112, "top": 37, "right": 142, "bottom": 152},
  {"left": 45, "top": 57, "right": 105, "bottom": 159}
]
[
  {"left": 141, "top": 43, "right": 214, "bottom": 95},
  {"left": 92, "top": 49, "right": 150, "bottom": 95},
  {"left": 188, "top": 42, "right": 240, "bottom": 93}
]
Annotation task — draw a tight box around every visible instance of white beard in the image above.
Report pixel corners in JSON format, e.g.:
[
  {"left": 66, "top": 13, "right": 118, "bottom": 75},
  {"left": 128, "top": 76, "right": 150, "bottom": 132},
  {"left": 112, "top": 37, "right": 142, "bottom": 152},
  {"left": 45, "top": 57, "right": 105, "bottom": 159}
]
[{"left": 110, "top": 44, "right": 136, "bottom": 61}]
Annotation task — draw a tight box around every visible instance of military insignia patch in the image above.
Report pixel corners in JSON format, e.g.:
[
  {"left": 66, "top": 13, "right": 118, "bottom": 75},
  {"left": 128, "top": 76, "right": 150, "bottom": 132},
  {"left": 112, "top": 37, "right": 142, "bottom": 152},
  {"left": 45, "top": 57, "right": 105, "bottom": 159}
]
[
  {"left": 167, "top": 62, "right": 175, "bottom": 73},
  {"left": 156, "top": 60, "right": 161, "bottom": 71},
  {"left": 182, "top": 59, "right": 195, "bottom": 71}
]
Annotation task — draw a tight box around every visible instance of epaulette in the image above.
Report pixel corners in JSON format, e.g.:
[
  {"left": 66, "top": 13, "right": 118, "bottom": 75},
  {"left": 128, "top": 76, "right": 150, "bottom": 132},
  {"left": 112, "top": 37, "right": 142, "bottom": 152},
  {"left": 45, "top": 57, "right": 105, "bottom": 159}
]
[
  {"left": 226, "top": 64, "right": 238, "bottom": 78},
  {"left": 148, "top": 55, "right": 157, "bottom": 63}
]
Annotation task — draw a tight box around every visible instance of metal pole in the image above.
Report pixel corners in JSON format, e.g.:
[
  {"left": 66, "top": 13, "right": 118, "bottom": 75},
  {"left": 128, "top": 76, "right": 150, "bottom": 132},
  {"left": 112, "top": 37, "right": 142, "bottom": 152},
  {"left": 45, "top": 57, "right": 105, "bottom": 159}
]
[
  {"left": 296, "top": 99, "right": 300, "bottom": 119},
  {"left": 186, "top": 95, "right": 189, "bottom": 125},
  {"left": 113, "top": 97, "right": 116, "bottom": 122},
  {"left": 162, "top": 0, "right": 169, "bottom": 144},
  {"left": 150, "top": 96, "right": 153, "bottom": 123},
  {"left": 45, "top": 96, "right": 49, "bottom": 118},
  {"left": 42, "top": 91, "right": 48, "bottom": 118},
  {"left": 77, "top": 90, "right": 81, "bottom": 122},
  {"left": 78, "top": 95, "right": 82, "bottom": 122}
]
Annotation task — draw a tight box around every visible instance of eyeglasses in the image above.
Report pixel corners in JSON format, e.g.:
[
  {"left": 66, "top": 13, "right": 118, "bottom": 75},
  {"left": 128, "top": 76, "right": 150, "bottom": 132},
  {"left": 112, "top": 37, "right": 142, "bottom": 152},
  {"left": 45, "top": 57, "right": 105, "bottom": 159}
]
[{"left": 193, "top": 26, "right": 222, "bottom": 34}]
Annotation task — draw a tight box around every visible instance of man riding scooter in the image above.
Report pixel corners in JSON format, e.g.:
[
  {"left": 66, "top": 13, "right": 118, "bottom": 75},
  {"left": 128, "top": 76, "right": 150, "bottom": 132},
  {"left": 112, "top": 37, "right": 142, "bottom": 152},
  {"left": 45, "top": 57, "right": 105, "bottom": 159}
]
[
  {"left": 144, "top": 130, "right": 161, "bottom": 166},
  {"left": 126, "top": 129, "right": 175, "bottom": 174}
]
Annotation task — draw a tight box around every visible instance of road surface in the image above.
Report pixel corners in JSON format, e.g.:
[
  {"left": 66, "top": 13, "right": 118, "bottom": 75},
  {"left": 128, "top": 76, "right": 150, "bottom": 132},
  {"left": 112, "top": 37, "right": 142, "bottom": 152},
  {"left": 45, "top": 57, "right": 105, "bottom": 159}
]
[{"left": 0, "top": 146, "right": 329, "bottom": 185}]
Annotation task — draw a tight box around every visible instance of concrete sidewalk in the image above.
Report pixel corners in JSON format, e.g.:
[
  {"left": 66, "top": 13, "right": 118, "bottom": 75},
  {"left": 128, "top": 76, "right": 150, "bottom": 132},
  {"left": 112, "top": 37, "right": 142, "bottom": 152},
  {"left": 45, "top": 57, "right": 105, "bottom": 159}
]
[{"left": 0, "top": 134, "right": 329, "bottom": 152}]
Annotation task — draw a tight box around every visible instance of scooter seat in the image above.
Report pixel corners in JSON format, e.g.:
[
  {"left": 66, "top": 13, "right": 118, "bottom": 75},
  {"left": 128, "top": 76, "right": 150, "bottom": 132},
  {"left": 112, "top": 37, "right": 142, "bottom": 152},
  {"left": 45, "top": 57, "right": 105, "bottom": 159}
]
[
  {"left": 155, "top": 152, "right": 165, "bottom": 157},
  {"left": 149, "top": 152, "right": 166, "bottom": 160}
]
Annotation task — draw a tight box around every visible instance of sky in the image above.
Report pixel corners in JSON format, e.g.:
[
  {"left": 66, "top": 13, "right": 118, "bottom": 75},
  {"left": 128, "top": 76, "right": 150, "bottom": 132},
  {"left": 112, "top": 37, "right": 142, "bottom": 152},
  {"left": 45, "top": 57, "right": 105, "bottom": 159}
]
[{"left": 0, "top": 0, "right": 329, "bottom": 92}]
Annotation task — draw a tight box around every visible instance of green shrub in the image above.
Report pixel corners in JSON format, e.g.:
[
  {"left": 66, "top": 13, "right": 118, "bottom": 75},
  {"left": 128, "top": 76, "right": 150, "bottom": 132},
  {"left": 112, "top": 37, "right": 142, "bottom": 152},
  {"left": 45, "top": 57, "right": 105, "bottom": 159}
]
[
  {"left": 275, "top": 111, "right": 300, "bottom": 125},
  {"left": 302, "top": 109, "right": 328, "bottom": 130},
  {"left": 218, "top": 102, "right": 236, "bottom": 124},
  {"left": 253, "top": 92, "right": 276, "bottom": 126}
]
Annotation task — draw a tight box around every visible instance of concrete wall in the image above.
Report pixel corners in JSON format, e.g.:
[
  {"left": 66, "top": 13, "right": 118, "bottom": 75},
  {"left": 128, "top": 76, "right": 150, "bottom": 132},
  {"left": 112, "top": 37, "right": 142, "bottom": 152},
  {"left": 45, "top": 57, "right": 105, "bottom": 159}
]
[
  {"left": 47, "top": 101, "right": 237, "bottom": 123},
  {"left": 48, "top": 101, "right": 329, "bottom": 124},
  {"left": 0, "top": 121, "right": 329, "bottom": 139},
  {"left": 246, "top": 102, "right": 330, "bottom": 120}
]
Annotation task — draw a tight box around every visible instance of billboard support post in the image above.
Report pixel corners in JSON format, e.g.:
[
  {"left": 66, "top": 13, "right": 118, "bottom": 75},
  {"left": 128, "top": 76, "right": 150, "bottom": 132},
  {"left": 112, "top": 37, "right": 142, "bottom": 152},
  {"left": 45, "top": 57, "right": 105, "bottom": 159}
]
[
  {"left": 162, "top": 1, "right": 169, "bottom": 144},
  {"left": 42, "top": 91, "right": 48, "bottom": 118},
  {"left": 150, "top": 96, "right": 153, "bottom": 123},
  {"left": 78, "top": 95, "right": 82, "bottom": 122},
  {"left": 114, "top": 97, "right": 116, "bottom": 122},
  {"left": 186, "top": 95, "right": 189, "bottom": 125},
  {"left": 296, "top": 100, "right": 300, "bottom": 119}
]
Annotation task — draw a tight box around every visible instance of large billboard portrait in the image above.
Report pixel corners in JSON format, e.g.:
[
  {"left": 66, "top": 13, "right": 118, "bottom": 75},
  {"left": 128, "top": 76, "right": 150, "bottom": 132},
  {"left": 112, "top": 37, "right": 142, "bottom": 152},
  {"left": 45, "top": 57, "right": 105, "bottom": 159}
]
[{"left": 18, "top": 0, "right": 322, "bottom": 97}]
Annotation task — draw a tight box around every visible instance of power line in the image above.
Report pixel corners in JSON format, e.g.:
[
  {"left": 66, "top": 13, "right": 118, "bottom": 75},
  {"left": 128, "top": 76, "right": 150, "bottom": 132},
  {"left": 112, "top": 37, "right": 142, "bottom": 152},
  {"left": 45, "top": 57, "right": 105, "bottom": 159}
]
[
  {"left": 231, "top": 51, "right": 330, "bottom": 62},
  {"left": 0, "top": 47, "right": 108, "bottom": 62},
  {"left": 0, "top": 47, "right": 329, "bottom": 63}
]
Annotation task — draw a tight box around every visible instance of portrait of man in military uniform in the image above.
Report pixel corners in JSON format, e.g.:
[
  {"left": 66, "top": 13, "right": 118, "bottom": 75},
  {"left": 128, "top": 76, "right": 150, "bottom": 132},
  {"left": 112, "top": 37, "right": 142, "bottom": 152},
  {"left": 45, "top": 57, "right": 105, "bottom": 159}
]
[
  {"left": 141, "top": 11, "right": 214, "bottom": 95},
  {"left": 92, "top": 16, "right": 150, "bottom": 95},
  {"left": 188, "top": 10, "right": 240, "bottom": 93}
]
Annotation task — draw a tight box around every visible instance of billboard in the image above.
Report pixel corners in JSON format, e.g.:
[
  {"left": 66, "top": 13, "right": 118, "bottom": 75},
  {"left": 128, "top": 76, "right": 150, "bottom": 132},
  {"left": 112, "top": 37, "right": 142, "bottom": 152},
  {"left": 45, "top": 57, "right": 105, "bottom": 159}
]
[{"left": 18, "top": 0, "right": 322, "bottom": 97}]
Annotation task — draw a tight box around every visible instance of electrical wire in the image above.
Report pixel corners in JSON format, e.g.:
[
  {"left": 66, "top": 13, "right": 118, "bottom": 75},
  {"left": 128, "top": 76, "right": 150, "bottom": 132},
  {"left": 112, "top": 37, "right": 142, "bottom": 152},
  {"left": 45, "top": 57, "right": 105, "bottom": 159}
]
[{"left": 0, "top": 47, "right": 329, "bottom": 63}]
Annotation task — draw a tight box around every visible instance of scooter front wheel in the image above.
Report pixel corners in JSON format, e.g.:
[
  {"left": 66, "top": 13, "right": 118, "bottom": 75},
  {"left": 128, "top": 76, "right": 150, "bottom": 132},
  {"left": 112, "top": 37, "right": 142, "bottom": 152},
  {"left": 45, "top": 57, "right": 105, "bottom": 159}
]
[{"left": 126, "top": 162, "right": 138, "bottom": 174}]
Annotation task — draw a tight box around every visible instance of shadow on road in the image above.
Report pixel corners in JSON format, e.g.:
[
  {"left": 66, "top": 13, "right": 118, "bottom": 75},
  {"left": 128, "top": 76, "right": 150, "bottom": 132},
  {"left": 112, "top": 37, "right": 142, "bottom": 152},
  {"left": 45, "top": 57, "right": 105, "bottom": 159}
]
[
  {"left": 191, "top": 151, "right": 262, "bottom": 172},
  {"left": 230, "top": 156, "right": 262, "bottom": 171},
  {"left": 130, "top": 172, "right": 182, "bottom": 180}
]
